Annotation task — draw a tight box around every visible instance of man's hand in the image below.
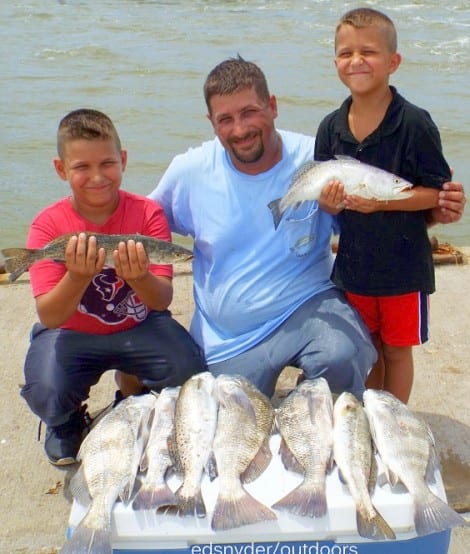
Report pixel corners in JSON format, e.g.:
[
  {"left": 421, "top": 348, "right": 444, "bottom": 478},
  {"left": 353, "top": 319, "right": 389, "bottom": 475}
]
[{"left": 430, "top": 181, "right": 466, "bottom": 225}]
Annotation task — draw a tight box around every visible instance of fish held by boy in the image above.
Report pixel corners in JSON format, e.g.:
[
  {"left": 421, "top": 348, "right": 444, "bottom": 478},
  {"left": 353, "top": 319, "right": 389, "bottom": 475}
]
[
  {"left": 363, "top": 389, "right": 468, "bottom": 537},
  {"left": 268, "top": 156, "right": 413, "bottom": 228},
  {"left": 1, "top": 232, "right": 194, "bottom": 282}
]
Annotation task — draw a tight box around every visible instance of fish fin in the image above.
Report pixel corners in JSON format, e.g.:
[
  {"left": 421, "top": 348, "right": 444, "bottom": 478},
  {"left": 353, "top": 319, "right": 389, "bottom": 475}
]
[
  {"left": 278, "top": 437, "right": 303, "bottom": 474},
  {"left": 211, "top": 488, "right": 276, "bottom": 531},
  {"left": 356, "top": 507, "right": 396, "bottom": 541},
  {"left": 68, "top": 465, "right": 92, "bottom": 507},
  {"left": 414, "top": 491, "right": 468, "bottom": 536},
  {"left": 368, "top": 454, "right": 378, "bottom": 494},
  {"left": 241, "top": 437, "right": 272, "bottom": 483},
  {"left": 132, "top": 482, "right": 178, "bottom": 511},
  {"left": 205, "top": 451, "right": 218, "bottom": 481},
  {"left": 338, "top": 468, "right": 347, "bottom": 485},
  {"left": 60, "top": 523, "right": 112, "bottom": 554},
  {"left": 2, "top": 248, "right": 37, "bottom": 282},
  {"left": 272, "top": 479, "right": 327, "bottom": 518},
  {"left": 174, "top": 485, "right": 206, "bottom": 517},
  {"left": 267, "top": 198, "right": 283, "bottom": 229},
  {"left": 334, "top": 154, "right": 359, "bottom": 163}
]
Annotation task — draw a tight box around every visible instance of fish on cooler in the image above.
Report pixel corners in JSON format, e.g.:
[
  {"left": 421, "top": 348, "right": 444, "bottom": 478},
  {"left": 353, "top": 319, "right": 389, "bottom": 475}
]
[
  {"left": 132, "top": 387, "right": 180, "bottom": 511},
  {"left": 211, "top": 374, "right": 276, "bottom": 531},
  {"left": 363, "top": 389, "right": 468, "bottom": 536},
  {"left": 268, "top": 156, "right": 413, "bottom": 228},
  {"left": 272, "top": 377, "right": 334, "bottom": 518},
  {"left": 333, "top": 392, "right": 396, "bottom": 540},
  {"left": 173, "top": 371, "right": 218, "bottom": 517},
  {"left": 60, "top": 393, "right": 156, "bottom": 554}
]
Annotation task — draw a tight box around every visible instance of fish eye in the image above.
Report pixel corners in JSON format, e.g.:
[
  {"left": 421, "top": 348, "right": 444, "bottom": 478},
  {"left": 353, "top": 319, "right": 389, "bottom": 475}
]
[{"left": 393, "top": 178, "right": 400, "bottom": 184}]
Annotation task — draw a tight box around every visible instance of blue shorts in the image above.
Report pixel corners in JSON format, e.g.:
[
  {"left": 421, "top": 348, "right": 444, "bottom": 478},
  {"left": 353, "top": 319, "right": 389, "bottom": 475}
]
[
  {"left": 21, "top": 311, "right": 207, "bottom": 426},
  {"left": 209, "top": 288, "right": 377, "bottom": 399}
]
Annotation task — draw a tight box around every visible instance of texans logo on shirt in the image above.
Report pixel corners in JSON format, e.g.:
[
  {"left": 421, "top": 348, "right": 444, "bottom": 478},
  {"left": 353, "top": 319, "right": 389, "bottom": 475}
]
[{"left": 78, "top": 267, "right": 148, "bottom": 324}]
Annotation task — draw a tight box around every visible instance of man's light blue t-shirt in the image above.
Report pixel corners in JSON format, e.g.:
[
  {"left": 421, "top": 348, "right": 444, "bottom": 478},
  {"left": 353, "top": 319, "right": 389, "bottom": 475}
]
[{"left": 149, "top": 129, "right": 337, "bottom": 364}]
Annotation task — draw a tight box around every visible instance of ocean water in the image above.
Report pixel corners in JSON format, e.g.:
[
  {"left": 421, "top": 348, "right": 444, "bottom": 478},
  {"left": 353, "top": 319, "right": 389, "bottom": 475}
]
[{"left": 1, "top": 0, "right": 469, "bottom": 249}]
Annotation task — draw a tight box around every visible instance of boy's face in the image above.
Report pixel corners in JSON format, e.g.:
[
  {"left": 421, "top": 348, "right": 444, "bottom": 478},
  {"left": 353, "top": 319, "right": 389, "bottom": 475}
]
[
  {"left": 334, "top": 24, "right": 401, "bottom": 96},
  {"left": 53, "top": 138, "right": 127, "bottom": 214}
]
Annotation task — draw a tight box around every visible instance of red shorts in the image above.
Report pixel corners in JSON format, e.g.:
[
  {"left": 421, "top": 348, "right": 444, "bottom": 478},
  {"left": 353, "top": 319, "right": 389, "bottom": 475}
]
[{"left": 345, "top": 291, "right": 429, "bottom": 347}]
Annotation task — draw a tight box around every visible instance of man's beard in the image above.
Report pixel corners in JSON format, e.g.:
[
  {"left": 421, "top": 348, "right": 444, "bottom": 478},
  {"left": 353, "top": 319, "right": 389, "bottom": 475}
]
[{"left": 228, "top": 133, "right": 264, "bottom": 164}]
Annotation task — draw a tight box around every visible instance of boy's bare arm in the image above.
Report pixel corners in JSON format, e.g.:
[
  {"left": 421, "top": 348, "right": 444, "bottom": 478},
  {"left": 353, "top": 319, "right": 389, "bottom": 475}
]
[{"left": 343, "top": 186, "right": 439, "bottom": 213}]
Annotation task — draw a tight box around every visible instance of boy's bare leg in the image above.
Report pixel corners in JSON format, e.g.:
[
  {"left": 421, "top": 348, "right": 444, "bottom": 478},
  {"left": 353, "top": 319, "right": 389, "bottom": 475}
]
[
  {"left": 365, "top": 333, "right": 385, "bottom": 390},
  {"left": 382, "top": 344, "right": 414, "bottom": 404},
  {"left": 114, "top": 370, "right": 145, "bottom": 397}
]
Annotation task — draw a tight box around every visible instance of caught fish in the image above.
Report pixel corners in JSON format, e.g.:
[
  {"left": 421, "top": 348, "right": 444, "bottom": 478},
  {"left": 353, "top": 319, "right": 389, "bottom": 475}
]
[
  {"left": 333, "top": 392, "right": 396, "bottom": 541},
  {"left": 268, "top": 156, "right": 413, "bottom": 228},
  {"left": 1, "top": 232, "right": 194, "bottom": 282},
  {"left": 61, "top": 393, "right": 156, "bottom": 554},
  {"left": 272, "top": 377, "right": 334, "bottom": 518},
  {"left": 363, "top": 389, "right": 468, "bottom": 536},
  {"left": 132, "top": 387, "right": 180, "bottom": 511},
  {"left": 211, "top": 374, "right": 276, "bottom": 531},
  {"left": 173, "top": 371, "right": 218, "bottom": 517}
]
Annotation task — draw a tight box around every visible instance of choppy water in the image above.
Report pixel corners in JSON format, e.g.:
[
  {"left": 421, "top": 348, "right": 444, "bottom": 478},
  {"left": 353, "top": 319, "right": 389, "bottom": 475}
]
[{"left": 1, "top": 0, "right": 469, "bottom": 248}]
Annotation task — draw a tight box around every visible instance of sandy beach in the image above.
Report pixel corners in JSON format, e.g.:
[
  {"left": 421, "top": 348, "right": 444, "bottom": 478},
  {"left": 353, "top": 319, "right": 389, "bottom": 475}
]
[{"left": 0, "top": 257, "right": 469, "bottom": 553}]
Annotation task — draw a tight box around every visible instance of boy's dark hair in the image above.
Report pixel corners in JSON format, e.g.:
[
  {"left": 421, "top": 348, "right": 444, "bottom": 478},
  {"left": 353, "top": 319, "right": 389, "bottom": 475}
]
[
  {"left": 335, "top": 8, "right": 397, "bottom": 53},
  {"left": 57, "top": 108, "right": 121, "bottom": 159},
  {"left": 203, "top": 55, "right": 270, "bottom": 114}
]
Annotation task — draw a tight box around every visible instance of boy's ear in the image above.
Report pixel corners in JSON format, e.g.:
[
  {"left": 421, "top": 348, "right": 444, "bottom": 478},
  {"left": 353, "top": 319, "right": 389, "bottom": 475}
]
[
  {"left": 389, "top": 52, "right": 402, "bottom": 75},
  {"left": 53, "top": 157, "right": 67, "bottom": 181},
  {"left": 120, "top": 149, "right": 128, "bottom": 171}
]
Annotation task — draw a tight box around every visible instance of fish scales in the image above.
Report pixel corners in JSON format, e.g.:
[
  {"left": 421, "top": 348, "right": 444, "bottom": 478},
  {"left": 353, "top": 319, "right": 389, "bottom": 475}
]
[
  {"left": 272, "top": 377, "right": 334, "bottom": 518},
  {"left": 333, "top": 392, "right": 395, "bottom": 541},
  {"left": 60, "top": 393, "right": 156, "bottom": 554},
  {"left": 211, "top": 375, "right": 276, "bottom": 531},
  {"left": 1, "top": 231, "right": 194, "bottom": 282},
  {"left": 173, "top": 371, "right": 218, "bottom": 518},
  {"left": 363, "top": 389, "right": 468, "bottom": 537},
  {"left": 268, "top": 156, "right": 413, "bottom": 228},
  {"left": 132, "top": 386, "right": 180, "bottom": 511}
]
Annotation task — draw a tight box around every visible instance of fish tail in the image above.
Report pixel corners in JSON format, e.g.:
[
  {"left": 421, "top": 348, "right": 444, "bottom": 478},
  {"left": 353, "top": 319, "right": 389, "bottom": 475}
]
[
  {"left": 211, "top": 488, "right": 277, "bottom": 531},
  {"left": 132, "top": 483, "right": 178, "bottom": 511},
  {"left": 272, "top": 480, "right": 327, "bottom": 518},
  {"left": 414, "top": 491, "right": 468, "bottom": 536},
  {"left": 356, "top": 507, "right": 396, "bottom": 541},
  {"left": 60, "top": 523, "right": 112, "bottom": 554},
  {"left": 175, "top": 486, "right": 206, "bottom": 518},
  {"left": 267, "top": 198, "right": 283, "bottom": 229},
  {"left": 1, "top": 248, "right": 39, "bottom": 282}
]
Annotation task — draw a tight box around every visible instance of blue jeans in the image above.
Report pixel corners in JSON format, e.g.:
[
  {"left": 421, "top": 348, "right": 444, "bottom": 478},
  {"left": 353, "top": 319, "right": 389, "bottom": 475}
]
[
  {"left": 21, "top": 311, "right": 207, "bottom": 426},
  {"left": 209, "top": 288, "right": 377, "bottom": 398}
]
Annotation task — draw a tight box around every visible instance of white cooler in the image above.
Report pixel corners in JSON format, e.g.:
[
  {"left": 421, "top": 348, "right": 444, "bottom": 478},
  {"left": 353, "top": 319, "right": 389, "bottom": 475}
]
[{"left": 66, "top": 435, "right": 452, "bottom": 553}]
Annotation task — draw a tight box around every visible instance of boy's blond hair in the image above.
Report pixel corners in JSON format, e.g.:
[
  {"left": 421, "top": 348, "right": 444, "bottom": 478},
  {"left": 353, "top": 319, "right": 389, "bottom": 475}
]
[
  {"left": 57, "top": 108, "right": 121, "bottom": 160},
  {"left": 335, "top": 8, "right": 397, "bottom": 53},
  {"left": 203, "top": 55, "right": 271, "bottom": 114}
]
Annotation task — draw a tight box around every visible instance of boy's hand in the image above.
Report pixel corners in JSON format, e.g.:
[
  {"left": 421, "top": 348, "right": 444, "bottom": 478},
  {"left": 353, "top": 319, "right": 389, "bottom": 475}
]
[
  {"left": 113, "top": 240, "right": 150, "bottom": 282},
  {"left": 65, "top": 233, "right": 106, "bottom": 280},
  {"left": 319, "top": 180, "right": 346, "bottom": 214},
  {"left": 343, "top": 194, "right": 384, "bottom": 213}
]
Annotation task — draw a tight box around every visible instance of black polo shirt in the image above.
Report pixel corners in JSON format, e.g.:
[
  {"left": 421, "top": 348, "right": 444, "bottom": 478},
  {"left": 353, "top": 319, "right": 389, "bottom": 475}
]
[{"left": 314, "top": 87, "right": 451, "bottom": 296}]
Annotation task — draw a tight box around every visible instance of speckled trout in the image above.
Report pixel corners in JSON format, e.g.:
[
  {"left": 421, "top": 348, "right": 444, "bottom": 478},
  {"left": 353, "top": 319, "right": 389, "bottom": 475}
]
[
  {"left": 268, "top": 156, "right": 413, "bottom": 228},
  {"left": 1, "top": 232, "right": 194, "bottom": 282}
]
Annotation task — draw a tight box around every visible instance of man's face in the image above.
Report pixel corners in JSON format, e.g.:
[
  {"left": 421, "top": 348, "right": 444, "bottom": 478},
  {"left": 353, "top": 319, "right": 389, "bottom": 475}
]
[{"left": 208, "top": 87, "right": 278, "bottom": 173}]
